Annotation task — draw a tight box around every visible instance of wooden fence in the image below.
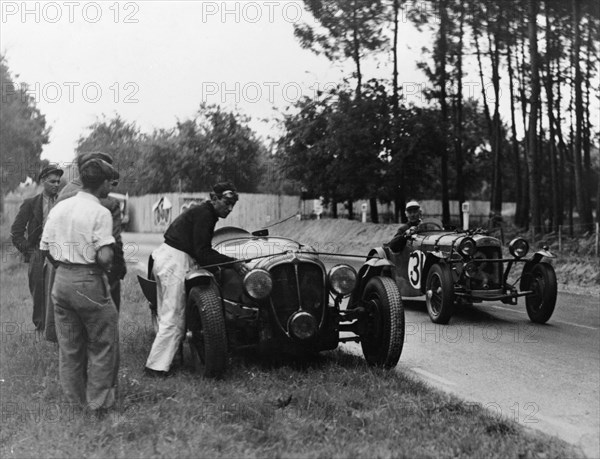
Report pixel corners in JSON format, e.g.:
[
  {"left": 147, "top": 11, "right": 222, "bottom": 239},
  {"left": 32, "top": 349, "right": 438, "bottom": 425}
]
[
  {"left": 128, "top": 193, "right": 302, "bottom": 233},
  {"left": 2, "top": 193, "right": 514, "bottom": 232}
]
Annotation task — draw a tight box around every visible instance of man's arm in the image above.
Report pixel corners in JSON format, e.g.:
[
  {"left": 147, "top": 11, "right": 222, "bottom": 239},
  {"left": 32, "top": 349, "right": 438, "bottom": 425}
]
[
  {"left": 101, "top": 197, "right": 127, "bottom": 279},
  {"left": 10, "top": 199, "right": 33, "bottom": 254},
  {"left": 97, "top": 245, "right": 114, "bottom": 272},
  {"left": 388, "top": 223, "right": 410, "bottom": 252},
  {"left": 191, "top": 208, "right": 236, "bottom": 267}
]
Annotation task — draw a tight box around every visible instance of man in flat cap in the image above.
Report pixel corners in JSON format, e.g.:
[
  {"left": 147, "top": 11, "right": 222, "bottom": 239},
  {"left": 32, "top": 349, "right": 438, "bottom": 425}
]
[
  {"left": 388, "top": 200, "right": 423, "bottom": 252},
  {"left": 42, "top": 152, "right": 126, "bottom": 343},
  {"left": 41, "top": 157, "right": 119, "bottom": 414},
  {"left": 144, "top": 181, "right": 248, "bottom": 377},
  {"left": 10, "top": 163, "right": 63, "bottom": 332}
]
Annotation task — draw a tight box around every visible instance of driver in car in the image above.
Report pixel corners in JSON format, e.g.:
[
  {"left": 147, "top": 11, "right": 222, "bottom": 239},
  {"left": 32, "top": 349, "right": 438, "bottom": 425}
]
[
  {"left": 387, "top": 200, "right": 423, "bottom": 252},
  {"left": 144, "top": 181, "right": 248, "bottom": 377}
]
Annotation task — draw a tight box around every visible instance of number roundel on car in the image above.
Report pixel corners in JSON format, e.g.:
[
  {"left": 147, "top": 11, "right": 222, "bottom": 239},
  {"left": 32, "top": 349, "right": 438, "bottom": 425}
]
[{"left": 408, "top": 250, "right": 426, "bottom": 289}]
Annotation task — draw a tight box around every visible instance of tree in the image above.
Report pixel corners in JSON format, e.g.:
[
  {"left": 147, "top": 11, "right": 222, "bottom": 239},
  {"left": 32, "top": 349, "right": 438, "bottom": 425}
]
[
  {"left": 295, "top": 0, "right": 387, "bottom": 99},
  {"left": 174, "top": 105, "right": 265, "bottom": 193},
  {"left": 277, "top": 82, "right": 391, "bottom": 218},
  {"left": 572, "top": 0, "right": 594, "bottom": 232},
  {"left": 0, "top": 56, "right": 50, "bottom": 213},
  {"left": 527, "top": 0, "right": 542, "bottom": 231},
  {"left": 76, "top": 115, "right": 143, "bottom": 193}
]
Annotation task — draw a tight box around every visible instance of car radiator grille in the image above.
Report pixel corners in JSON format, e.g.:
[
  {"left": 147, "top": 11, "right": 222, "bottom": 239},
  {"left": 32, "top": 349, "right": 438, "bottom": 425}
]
[
  {"left": 470, "top": 247, "right": 502, "bottom": 290},
  {"left": 269, "top": 262, "right": 325, "bottom": 328}
]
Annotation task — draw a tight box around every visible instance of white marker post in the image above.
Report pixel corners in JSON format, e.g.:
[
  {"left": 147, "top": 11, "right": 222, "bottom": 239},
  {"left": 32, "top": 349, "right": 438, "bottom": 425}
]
[
  {"left": 361, "top": 202, "right": 368, "bottom": 223},
  {"left": 462, "top": 201, "right": 470, "bottom": 230}
]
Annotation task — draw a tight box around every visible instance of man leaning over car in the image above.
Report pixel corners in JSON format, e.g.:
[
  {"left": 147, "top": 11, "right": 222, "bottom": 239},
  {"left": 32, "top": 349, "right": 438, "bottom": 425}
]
[
  {"left": 144, "top": 181, "right": 248, "bottom": 377},
  {"left": 388, "top": 200, "right": 423, "bottom": 252}
]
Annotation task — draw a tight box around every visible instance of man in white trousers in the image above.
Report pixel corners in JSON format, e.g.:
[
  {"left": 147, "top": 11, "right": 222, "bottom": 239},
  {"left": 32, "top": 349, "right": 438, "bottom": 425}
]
[{"left": 144, "top": 181, "right": 247, "bottom": 377}]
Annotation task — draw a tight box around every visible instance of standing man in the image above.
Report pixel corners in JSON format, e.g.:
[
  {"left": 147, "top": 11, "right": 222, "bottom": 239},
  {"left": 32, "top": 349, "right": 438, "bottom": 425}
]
[
  {"left": 10, "top": 164, "right": 63, "bottom": 332},
  {"left": 145, "top": 181, "right": 247, "bottom": 377},
  {"left": 44, "top": 152, "right": 125, "bottom": 343},
  {"left": 40, "top": 157, "right": 119, "bottom": 413},
  {"left": 388, "top": 200, "right": 423, "bottom": 252},
  {"left": 57, "top": 151, "right": 126, "bottom": 308}
]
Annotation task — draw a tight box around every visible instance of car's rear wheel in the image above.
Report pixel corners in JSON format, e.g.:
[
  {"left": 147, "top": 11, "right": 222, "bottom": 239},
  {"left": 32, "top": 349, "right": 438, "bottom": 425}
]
[
  {"left": 187, "top": 285, "right": 228, "bottom": 378},
  {"left": 523, "top": 263, "right": 557, "bottom": 324},
  {"left": 360, "top": 276, "right": 404, "bottom": 369},
  {"left": 425, "top": 263, "right": 455, "bottom": 324}
]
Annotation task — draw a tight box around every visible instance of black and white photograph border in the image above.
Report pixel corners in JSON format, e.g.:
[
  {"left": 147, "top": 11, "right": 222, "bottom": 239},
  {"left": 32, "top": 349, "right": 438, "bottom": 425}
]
[{"left": 1, "top": 1, "right": 599, "bottom": 458}]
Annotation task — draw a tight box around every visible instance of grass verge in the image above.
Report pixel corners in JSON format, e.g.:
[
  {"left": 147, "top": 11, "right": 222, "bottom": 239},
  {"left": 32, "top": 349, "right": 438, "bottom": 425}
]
[{"left": 0, "top": 238, "right": 583, "bottom": 458}]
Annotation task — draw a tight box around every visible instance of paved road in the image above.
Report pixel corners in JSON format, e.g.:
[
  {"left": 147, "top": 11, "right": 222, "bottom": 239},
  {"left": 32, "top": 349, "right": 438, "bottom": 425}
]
[{"left": 124, "top": 232, "right": 599, "bottom": 458}]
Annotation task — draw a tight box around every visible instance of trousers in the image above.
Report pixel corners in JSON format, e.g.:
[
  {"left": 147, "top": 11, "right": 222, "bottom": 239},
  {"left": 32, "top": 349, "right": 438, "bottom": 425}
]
[
  {"left": 28, "top": 249, "right": 46, "bottom": 330},
  {"left": 45, "top": 265, "right": 121, "bottom": 343},
  {"left": 145, "top": 243, "right": 196, "bottom": 372},
  {"left": 52, "top": 264, "right": 119, "bottom": 410}
]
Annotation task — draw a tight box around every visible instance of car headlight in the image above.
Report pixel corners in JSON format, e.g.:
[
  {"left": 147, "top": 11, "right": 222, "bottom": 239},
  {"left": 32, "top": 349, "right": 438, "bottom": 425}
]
[
  {"left": 458, "top": 237, "right": 476, "bottom": 257},
  {"left": 463, "top": 261, "right": 479, "bottom": 278},
  {"left": 508, "top": 238, "right": 529, "bottom": 258},
  {"left": 243, "top": 269, "right": 273, "bottom": 300},
  {"left": 288, "top": 311, "right": 317, "bottom": 340},
  {"left": 328, "top": 264, "right": 357, "bottom": 296}
]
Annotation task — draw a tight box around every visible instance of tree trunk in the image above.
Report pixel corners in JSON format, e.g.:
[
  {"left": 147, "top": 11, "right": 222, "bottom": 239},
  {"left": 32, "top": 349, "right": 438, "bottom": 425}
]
[
  {"left": 369, "top": 197, "right": 379, "bottom": 223},
  {"left": 455, "top": 0, "right": 465, "bottom": 224},
  {"left": 517, "top": 28, "right": 530, "bottom": 228},
  {"left": 473, "top": 19, "right": 493, "bottom": 138},
  {"left": 438, "top": 0, "right": 450, "bottom": 226},
  {"left": 583, "top": 16, "right": 593, "bottom": 221},
  {"left": 352, "top": 1, "right": 362, "bottom": 100},
  {"left": 488, "top": 17, "right": 503, "bottom": 217},
  {"left": 507, "top": 37, "right": 524, "bottom": 228},
  {"left": 527, "top": 0, "right": 541, "bottom": 231},
  {"left": 391, "top": 0, "right": 404, "bottom": 224},
  {"left": 571, "top": 0, "right": 593, "bottom": 232},
  {"left": 544, "top": 1, "right": 560, "bottom": 233}
]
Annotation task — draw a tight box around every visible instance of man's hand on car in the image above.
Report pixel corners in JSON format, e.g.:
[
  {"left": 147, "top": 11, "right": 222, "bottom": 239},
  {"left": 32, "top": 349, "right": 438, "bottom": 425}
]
[
  {"left": 404, "top": 226, "right": 417, "bottom": 238},
  {"left": 234, "top": 261, "right": 249, "bottom": 277}
]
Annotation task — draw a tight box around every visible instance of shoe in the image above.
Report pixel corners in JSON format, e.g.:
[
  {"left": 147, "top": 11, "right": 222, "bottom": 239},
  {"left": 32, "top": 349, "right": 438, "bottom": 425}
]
[{"left": 143, "top": 367, "right": 171, "bottom": 378}]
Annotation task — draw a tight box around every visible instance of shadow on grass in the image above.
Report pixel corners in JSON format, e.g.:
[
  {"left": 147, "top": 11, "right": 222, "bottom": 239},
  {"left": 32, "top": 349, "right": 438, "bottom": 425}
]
[{"left": 224, "top": 345, "right": 372, "bottom": 375}]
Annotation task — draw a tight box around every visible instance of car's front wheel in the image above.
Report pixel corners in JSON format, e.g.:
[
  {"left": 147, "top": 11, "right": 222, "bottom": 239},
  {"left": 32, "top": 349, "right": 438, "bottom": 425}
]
[
  {"left": 187, "top": 284, "right": 228, "bottom": 378},
  {"left": 360, "top": 276, "right": 404, "bottom": 369},
  {"left": 523, "top": 263, "right": 557, "bottom": 324},
  {"left": 425, "top": 263, "right": 455, "bottom": 324}
]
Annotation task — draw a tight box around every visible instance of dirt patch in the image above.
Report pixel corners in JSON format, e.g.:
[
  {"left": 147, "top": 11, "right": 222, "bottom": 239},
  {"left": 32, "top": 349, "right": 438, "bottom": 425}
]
[{"left": 272, "top": 219, "right": 599, "bottom": 296}]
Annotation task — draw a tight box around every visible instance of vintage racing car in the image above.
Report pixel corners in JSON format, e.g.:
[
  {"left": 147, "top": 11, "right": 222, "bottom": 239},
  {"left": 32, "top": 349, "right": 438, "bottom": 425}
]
[
  {"left": 368, "top": 219, "right": 558, "bottom": 325},
  {"left": 138, "top": 227, "right": 405, "bottom": 378}
]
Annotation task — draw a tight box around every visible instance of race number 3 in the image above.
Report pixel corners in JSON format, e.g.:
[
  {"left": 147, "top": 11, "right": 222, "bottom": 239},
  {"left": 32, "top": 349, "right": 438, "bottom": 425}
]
[{"left": 408, "top": 250, "right": 426, "bottom": 289}]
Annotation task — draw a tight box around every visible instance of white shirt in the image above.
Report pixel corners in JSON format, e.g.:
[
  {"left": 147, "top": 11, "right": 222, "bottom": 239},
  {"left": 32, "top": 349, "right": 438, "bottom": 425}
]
[{"left": 40, "top": 191, "right": 115, "bottom": 264}]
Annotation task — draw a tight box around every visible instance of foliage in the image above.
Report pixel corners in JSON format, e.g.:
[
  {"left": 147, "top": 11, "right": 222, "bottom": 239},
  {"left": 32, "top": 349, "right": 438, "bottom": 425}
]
[
  {"left": 277, "top": 81, "right": 393, "bottom": 204},
  {"left": 0, "top": 56, "right": 50, "bottom": 200},
  {"left": 76, "top": 115, "right": 143, "bottom": 194},
  {"left": 75, "top": 105, "right": 267, "bottom": 195},
  {"left": 295, "top": 0, "right": 387, "bottom": 95},
  {"left": 277, "top": 81, "right": 491, "bottom": 207}
]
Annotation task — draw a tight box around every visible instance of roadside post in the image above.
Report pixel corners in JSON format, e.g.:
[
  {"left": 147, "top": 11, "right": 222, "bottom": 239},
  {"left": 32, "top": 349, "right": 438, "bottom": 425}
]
[
  {"left": 314, "top": 198, "right": 323, "bottom": 220},
  {"left": 558, "top": 225, "right": 562, "bottom": 252},
  {"left": 462, "top": 202, "right": 470, "bottom": 230},
  {"left": 361, "top": 202, "right": 368, "bottom": 223}
]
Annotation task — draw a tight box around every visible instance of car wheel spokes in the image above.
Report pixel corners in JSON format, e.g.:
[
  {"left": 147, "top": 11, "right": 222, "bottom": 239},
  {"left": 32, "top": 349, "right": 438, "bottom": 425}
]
[{"left": 429, "top": 274, "right": 442, "bottom": 315}]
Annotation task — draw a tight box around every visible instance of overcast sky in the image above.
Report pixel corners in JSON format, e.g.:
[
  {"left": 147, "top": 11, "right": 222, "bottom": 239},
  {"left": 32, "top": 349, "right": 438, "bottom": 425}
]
[{"left": 1, "top": 0, "right": 434, "bottom": 165}]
